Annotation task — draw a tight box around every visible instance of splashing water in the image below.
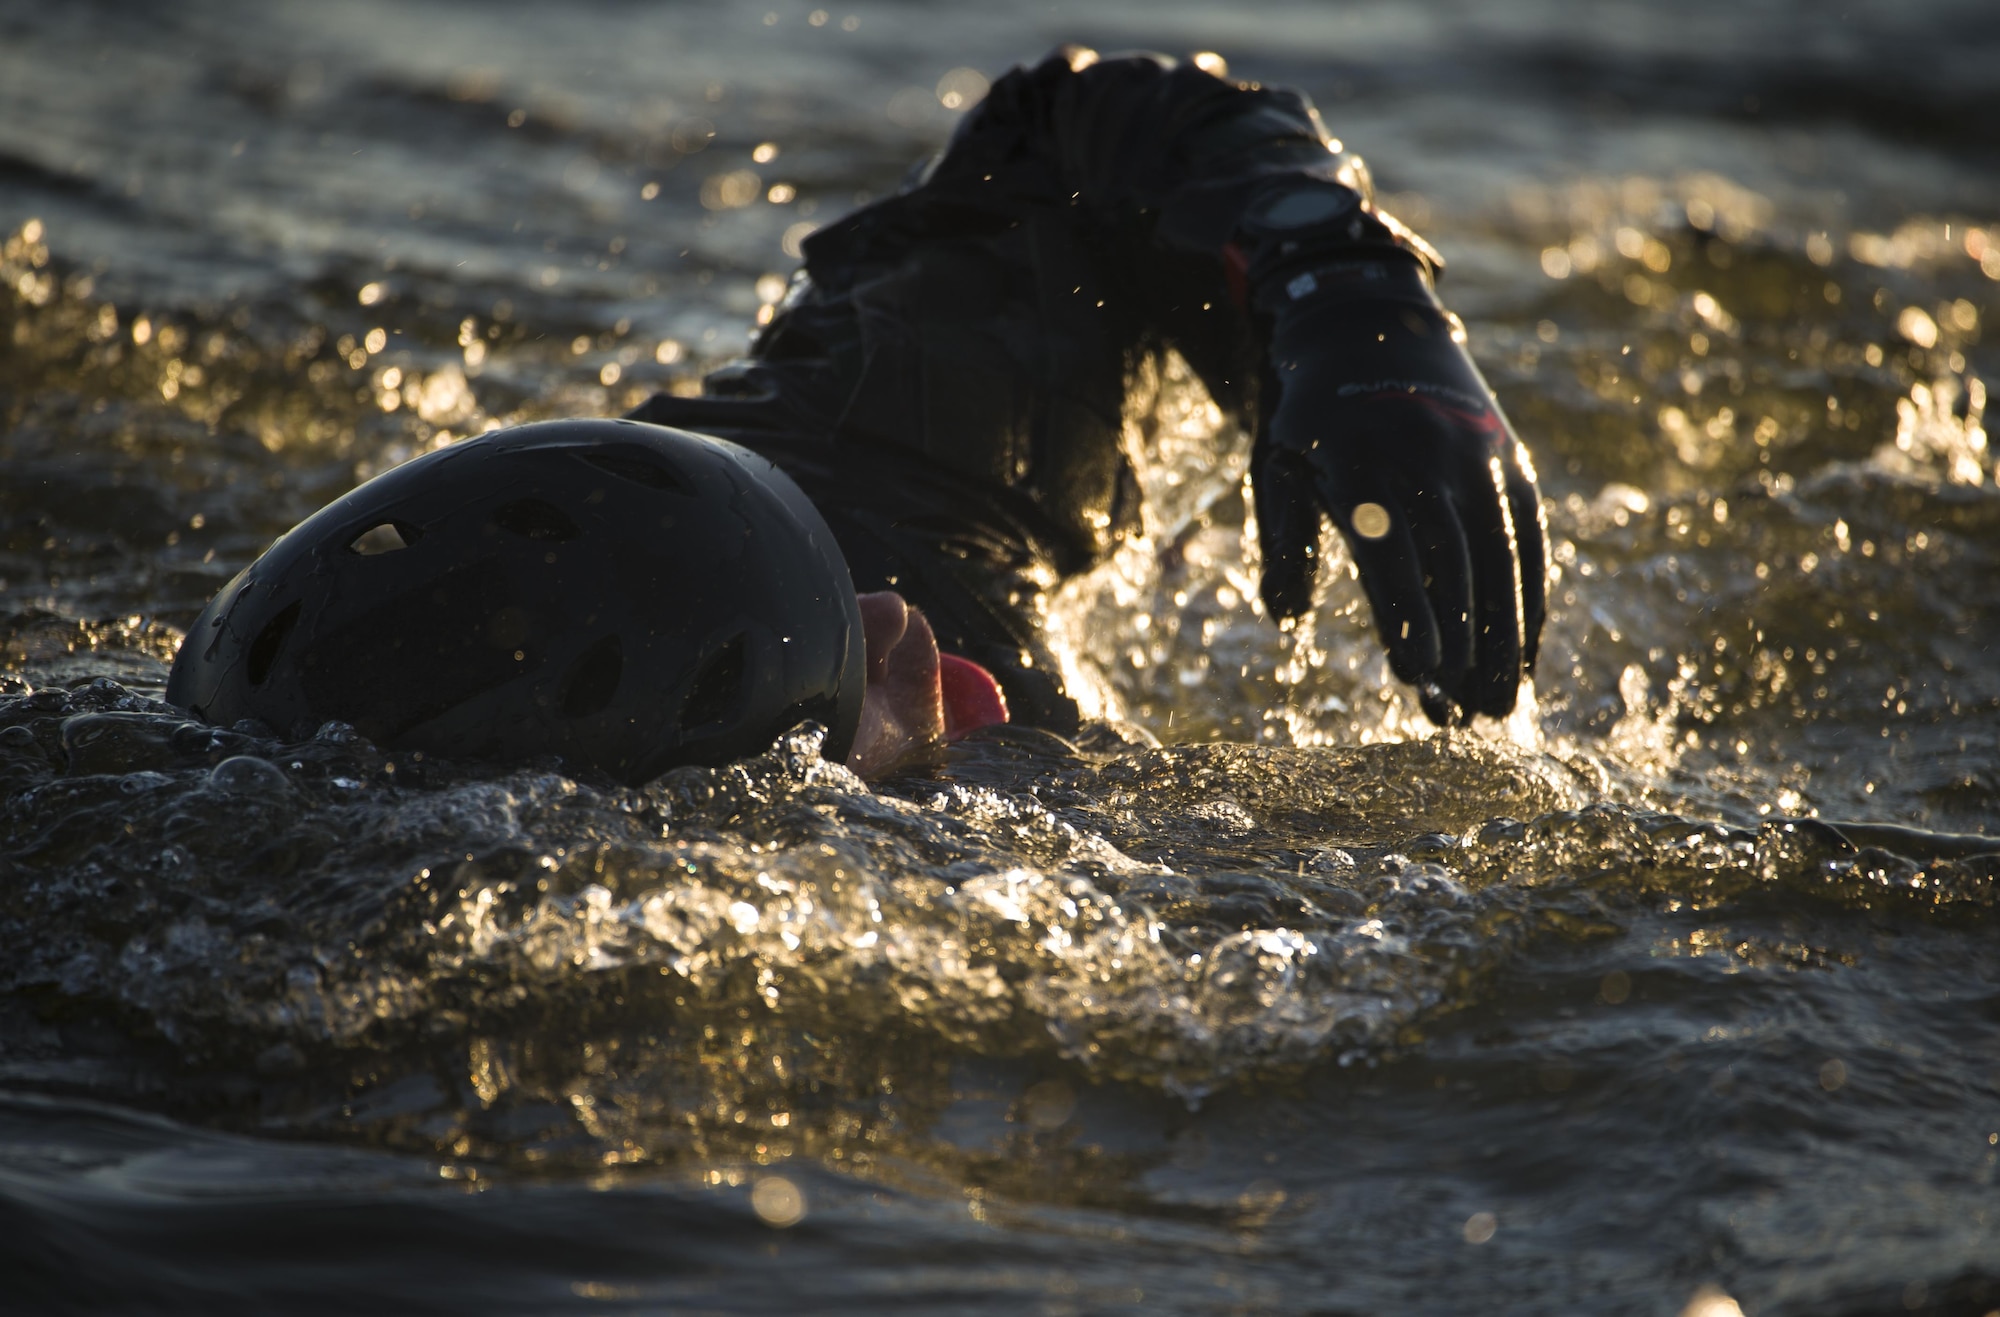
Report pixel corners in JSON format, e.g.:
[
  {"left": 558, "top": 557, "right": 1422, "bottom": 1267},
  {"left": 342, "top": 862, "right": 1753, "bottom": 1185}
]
[{"left": 4, "top": 1, "right": 2000, "bottom": 1311}]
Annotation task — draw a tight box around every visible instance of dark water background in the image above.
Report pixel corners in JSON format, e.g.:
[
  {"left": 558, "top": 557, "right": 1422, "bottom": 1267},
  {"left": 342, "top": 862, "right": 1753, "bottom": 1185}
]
[{"left": 4, "top": 1, "right": 2000, "bottom": 1312}]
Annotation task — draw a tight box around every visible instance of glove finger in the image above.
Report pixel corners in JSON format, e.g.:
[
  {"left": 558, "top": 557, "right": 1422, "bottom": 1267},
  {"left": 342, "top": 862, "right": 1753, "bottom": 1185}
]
[
  {"left": 1460, "top": 454, "right": 1525, "bottom": 718},
  {"left": 1416, "top": 680, "right": 1458, "bottom": 727},
  {"left": 1336, "top": 487, "right": 1443, "bottom": 687},
  {"left": 1407, "top": 484, "right": 1476, "bottom": 694},
  {"left": 1503, "top": 464, "right": 1549, "bottom": 676},
  {"left": 1254, "top": 446, "right": 1323, "bottom": 622}
]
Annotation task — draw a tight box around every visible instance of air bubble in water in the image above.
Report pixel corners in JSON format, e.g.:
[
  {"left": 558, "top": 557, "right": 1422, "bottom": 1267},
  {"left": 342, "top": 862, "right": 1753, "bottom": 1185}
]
[{"left": 208, "top": 755, "right": 291, "bottom": 794}]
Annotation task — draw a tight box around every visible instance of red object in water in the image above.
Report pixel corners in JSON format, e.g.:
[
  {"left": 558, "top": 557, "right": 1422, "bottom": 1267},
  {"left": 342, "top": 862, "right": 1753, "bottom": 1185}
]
[{"left": 938, "top": 653, "right": 1009, "bottom": 739}]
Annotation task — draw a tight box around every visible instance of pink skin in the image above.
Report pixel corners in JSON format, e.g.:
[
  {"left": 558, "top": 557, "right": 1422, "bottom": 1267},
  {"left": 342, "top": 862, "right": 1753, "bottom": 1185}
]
[
  {"left": 845, "top": 591, "right": 1008, "bottom": 778},
  {"left": 847, "top": 591, "right": 944, "bottom": 777}
]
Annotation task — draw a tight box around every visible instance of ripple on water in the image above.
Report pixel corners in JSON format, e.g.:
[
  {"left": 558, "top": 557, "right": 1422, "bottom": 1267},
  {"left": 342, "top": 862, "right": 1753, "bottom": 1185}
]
[
  {"left": 2, "top": 676, "right": 1993, "bottom": 1153},
  {"left": 3, "top": 14, "right": 2000, "bottom": 1299}
]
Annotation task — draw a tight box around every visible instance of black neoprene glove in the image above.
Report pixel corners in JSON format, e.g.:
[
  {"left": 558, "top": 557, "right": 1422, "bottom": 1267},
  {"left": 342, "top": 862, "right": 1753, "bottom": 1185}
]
[{"left": 1251, "top": 254, "right": 1548, "bottom": 724}]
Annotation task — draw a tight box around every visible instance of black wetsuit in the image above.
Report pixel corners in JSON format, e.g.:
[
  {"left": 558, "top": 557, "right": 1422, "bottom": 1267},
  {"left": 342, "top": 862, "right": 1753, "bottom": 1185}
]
[{"left": 628, "top": 48, "right": 1542, "bottom": 732}]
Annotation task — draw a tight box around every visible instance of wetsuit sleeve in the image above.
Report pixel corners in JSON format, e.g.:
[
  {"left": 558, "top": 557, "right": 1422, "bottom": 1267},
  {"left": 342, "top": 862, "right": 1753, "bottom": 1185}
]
[
  {"left": 784, "top": 48, "right": 1431, "bottom": 563},
  {"left": 798, "top": 48, "right": 1431, "bottom": 433},
  {"left": 689, "top": 48, "right": 1545, "bottom": 724},
  {"left": 899, "top": 48, "right": 1438, "bottom": 366},
  {"left": 861, "top": 48, "right": 1545, "bottom": 721}
]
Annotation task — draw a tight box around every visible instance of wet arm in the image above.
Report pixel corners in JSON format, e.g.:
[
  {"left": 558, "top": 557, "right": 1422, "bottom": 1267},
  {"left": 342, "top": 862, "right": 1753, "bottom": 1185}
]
[{"left": 924, "top": 49, "right": 1549, "bottom": 719}]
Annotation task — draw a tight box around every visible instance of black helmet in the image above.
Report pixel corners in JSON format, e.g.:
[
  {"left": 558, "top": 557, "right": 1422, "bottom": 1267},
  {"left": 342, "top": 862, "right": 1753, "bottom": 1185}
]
[{"left": 167, "top": 419, "right": 865, "bottom": 783}]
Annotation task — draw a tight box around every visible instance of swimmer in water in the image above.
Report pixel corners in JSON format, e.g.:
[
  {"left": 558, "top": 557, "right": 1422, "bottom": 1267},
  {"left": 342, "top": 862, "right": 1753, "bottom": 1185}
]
[{"left": 168, "top": 48, "right": 1549, "bottom": 781}]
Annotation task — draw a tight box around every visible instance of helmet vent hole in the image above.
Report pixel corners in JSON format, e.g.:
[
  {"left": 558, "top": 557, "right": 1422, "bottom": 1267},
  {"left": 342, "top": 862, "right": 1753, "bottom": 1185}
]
[
  {"left": 560, "top": 635, "right": 624, "bottom": 719},
  {"left": 246, "top": 601, "right": 301, "bottom": 687},
  {"left": 579, "top": 446, "right": 696, "bottom": 495},
  {"left": 348, "top": 521, "right": 421, "bottom": 555},
  {"left": 680, "top": 634, "right": 747, "bottom": 731},
  {"left": 493, "top": 498, "right": 579, "bottom": 542}
]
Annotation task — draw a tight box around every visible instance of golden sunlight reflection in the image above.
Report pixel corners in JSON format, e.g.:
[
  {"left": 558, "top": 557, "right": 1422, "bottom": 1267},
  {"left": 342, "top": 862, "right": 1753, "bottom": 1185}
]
[
  {"left": 6, "top": 0, "right": 2000, "bottom": 1299},
  {"left": 750, "top": 1175, "right": 807, "bottom": 1227},
  {"left": 701, "top": 170, "right": 762, "bottom": 211},
  {"left": 1680, "top": 1285, "right": 1745, "bottom": 1317},
  {"left": 935, "top": 67, "right": 989, "bottom": 111}
]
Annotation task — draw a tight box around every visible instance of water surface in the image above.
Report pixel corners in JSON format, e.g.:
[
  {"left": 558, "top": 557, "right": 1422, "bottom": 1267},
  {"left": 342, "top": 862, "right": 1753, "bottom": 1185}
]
[{"left": 4, "top": 1, "right": 2000, "bottom": 1312}]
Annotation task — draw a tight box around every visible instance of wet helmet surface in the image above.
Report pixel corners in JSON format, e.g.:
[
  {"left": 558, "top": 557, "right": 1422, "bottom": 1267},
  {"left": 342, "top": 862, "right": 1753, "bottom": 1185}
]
[{"left": 166, "top": 419, "right": 865, "bottom": 784}]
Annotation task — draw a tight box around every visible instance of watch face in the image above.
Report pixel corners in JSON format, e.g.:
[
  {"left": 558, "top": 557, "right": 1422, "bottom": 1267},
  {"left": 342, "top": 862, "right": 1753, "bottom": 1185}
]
[{"left": 1252, "top": 185, "right": 1358, "bottom": 231}]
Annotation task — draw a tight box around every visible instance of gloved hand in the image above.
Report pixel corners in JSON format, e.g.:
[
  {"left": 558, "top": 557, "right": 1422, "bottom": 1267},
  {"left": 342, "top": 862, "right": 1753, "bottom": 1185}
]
[{"left": 1252, "top": 265, "right": 1547, "bottom": 724}]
